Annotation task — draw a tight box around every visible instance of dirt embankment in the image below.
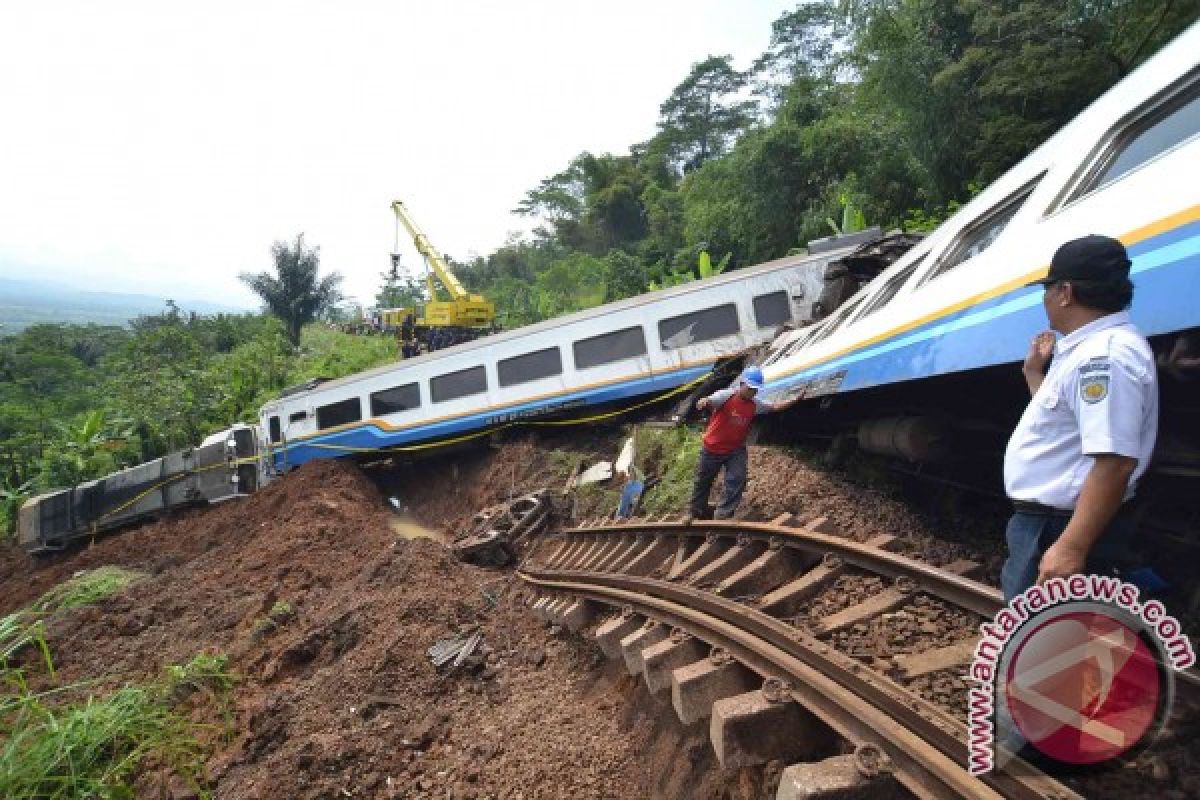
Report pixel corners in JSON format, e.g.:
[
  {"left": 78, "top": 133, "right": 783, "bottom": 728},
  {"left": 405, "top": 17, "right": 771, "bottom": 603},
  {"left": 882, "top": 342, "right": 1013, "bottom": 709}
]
[{"left": 2, "top": 454, "right": 776, "bottom": 800}]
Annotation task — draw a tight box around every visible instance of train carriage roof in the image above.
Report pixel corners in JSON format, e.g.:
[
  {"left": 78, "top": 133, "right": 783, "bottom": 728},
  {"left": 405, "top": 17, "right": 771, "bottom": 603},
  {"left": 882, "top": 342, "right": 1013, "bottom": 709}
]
[{"left": 267, "top": 242, "right": 860, "bottom": 406}]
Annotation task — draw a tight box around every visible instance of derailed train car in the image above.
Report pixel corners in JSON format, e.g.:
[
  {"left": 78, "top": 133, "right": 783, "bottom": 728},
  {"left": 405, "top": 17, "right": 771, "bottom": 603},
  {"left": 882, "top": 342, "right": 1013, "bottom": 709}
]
[
  {"left": 17, "top": 425, "right": 260, "bottom": 554},
  {"left": 15, "top": 241, "right": 859, "bottom": 553},
  {"left": 17, "top": 22, "right": 1200, "bottom": 554}
]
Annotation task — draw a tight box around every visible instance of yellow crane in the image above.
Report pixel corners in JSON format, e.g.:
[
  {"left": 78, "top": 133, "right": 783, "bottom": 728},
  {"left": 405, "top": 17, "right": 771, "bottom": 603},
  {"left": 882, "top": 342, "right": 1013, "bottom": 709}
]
[{"left": 390, "top": 199, "right": 495, "bottom": 329}]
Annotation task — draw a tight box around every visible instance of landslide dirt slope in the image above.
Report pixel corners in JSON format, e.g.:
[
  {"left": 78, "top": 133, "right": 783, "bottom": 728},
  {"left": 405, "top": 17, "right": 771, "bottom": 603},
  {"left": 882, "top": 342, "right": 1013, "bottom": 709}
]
[{"left": 0, "top": 455, "right": 769, "bottom": 800}]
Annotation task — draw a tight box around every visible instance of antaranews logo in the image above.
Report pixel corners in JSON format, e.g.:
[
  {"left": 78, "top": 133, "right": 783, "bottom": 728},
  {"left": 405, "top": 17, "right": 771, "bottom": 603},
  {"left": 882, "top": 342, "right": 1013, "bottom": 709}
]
[{"left": 967, "top": 574, "right": 1195, "bottom": 775}]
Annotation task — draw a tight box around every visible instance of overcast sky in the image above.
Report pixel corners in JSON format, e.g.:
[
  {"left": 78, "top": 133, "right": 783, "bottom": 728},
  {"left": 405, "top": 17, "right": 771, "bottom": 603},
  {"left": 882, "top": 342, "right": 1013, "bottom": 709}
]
[{"left": 0, "top": 1, "right": 794, "bottom": 309}]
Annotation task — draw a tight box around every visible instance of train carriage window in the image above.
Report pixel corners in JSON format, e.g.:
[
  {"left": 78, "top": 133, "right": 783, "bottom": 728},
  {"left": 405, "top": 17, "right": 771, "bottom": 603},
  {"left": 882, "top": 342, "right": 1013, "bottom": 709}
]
[
  {"left": 658, "top": 303, "right": 741, "bottom": 350},
  {"left": 857, "top": 257, "right": 925, "bottom": 319},
  {"left": 316, "top": 397, "right": 362, "bottom": 430},
  {"left": 268, "top": 416, "right": 282, "bottom": 444},
  {"left": 573, "top": 326, "right": 647, "bottom": 369},
  {"left": 370, "top": 383, "right": 421, "bottom": 416},
  {"left": 431, "top": 366, "right": 487, "bottom": 403},
  {"left": 921, "top": 176, "right": 1042, "bottom": 285},
  {"left": 498, "top": 347, "right": 563, "bottom": 387},
  {"left": 1070, "top": 82, "right": 1200, "bottom": 203},
  {"left": 288, "top": 411, "right": 307, "bottom": 424},
  {"left": 752, "top": 291, "right": 792, "bottom": 329}
]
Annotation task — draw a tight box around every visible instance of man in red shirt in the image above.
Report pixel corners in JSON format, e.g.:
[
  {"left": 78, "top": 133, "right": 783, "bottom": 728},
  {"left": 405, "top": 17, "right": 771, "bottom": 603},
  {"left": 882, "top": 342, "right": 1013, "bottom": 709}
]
[{"left": 682, "top": 367, "right": 798, "bottom": 525}]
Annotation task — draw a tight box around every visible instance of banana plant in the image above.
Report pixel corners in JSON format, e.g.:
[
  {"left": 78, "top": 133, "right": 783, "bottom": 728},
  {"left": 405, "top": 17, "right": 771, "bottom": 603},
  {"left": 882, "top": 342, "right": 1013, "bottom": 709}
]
[
  {"left": 826, "top": 191, "right": 868, "bottom": 236},
  {"left": 649, "top": 249, "right": 732, "bottom": 290},
  {"left": 1, "top": 478, "right": 33, "bottom": 537}
]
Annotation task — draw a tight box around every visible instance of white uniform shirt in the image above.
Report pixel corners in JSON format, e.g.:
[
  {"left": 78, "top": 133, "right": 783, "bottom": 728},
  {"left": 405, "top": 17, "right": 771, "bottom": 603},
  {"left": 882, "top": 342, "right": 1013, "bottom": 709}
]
[{"left": 1003, "top": 311, "right": 1158, "bottom": 509}]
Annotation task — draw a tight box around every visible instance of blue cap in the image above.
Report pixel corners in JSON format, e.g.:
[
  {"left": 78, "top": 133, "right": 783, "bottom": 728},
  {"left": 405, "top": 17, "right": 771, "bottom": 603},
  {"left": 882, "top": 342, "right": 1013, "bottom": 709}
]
[{"left": 741, "top": 366, "right": 764, "bottom": 390}]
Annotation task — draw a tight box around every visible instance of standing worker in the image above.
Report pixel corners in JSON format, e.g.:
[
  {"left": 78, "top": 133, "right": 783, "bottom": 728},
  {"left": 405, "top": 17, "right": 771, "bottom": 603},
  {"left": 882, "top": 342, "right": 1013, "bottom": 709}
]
[
  {"left": 1002, "top": 234, "right": 1158, "bottom": 600},
  {"left": 683, "top": 366, "right": 799, "bottom": 525}
]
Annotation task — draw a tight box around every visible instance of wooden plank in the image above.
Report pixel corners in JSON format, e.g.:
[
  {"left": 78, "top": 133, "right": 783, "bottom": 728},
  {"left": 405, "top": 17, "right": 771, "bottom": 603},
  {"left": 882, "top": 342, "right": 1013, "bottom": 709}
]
[
  {"left": 815, "top": 588, "right": 910, "bottom": 635},
  {"left": 895, "top": 638, "right": 979, "bottom": 678},
  {"left": 942, "top": 559, "right": 984, "bottom": 579},
  {"left": 758, "top": 560, "right": 845, "bottom": 615},
  {"left": 864, "top": 533, "right": 898, "bottom": 551}
]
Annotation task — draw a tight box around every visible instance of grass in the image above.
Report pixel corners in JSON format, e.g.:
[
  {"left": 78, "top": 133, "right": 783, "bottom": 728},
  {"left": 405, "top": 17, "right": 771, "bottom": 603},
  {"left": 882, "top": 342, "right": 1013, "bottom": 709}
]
[
  {"left": 635, "top": 425, "right": 701, "bottom": 516},
  {"left": 164, "top": 653, "right": 236, "bottom": 697},
  {"left": 250, "top": 599, "right": 296, "bottom": 641},
  {"left": 0, "top": 685, "right": 202, "bottom": 800},
  {"left": 0, "top": 572, "right": 232, "bottom": 798},
  {"left": 32, "top": 566, "right": 147, "bottom": 613},
  {"left": 551, "top": 424, "right": 703, "bottom": 518}
]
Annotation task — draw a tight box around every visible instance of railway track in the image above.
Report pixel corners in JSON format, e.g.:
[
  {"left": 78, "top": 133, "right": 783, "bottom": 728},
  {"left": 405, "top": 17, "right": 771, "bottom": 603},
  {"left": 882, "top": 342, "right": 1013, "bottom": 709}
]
[{"left": 518, "top": 515, "right": 1082, "bottom": 800}]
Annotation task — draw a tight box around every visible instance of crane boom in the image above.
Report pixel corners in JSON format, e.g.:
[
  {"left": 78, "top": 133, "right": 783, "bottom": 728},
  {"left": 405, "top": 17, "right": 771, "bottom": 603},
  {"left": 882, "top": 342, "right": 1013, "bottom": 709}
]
[
  {"left": 391, "top": 200, "right": 469, "bottom": 300},
  {"left": 390, "top": 199, "right": 495, "bottom": 329}
]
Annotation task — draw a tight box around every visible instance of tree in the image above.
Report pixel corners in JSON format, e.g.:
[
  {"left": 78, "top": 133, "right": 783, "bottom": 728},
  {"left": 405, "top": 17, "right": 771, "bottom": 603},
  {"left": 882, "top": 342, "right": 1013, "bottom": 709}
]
[
  {"left": 656, "top": 55, "right": 757, "bottom": 172},
  {"left": 240, "top": 234, "right": 343, "bottom": 346},
  {"left": 751, "top": 1, "right": 846, "bottom": 103},
  {"left": 376, "top": 257, "right": 426, "bottom": 310}
]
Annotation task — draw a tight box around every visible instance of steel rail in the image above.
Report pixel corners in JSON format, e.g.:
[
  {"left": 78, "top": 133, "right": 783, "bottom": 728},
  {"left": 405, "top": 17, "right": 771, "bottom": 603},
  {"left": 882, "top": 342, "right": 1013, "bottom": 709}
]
[
  {"left": 542, "top": 519, "right": 1003, "bottom": 617},
  {"left": 538, "top": 520, "right": 1200, "bottom": 702},
  {"left": 522, "top": 572, "right": 987, "bottom": 800},
  {"left": 522, "top": 568, "right": 1078, "bottom": 800}
]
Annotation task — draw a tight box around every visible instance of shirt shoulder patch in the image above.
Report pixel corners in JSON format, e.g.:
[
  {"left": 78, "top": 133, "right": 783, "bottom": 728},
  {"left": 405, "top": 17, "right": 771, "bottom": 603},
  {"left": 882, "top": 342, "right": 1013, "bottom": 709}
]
[
  {"left": 1080, "top": 372, "right": 1110, "bottom": 404},
  {"left": 1078, "top": 356, "right": 1110, "bottom": 376}
]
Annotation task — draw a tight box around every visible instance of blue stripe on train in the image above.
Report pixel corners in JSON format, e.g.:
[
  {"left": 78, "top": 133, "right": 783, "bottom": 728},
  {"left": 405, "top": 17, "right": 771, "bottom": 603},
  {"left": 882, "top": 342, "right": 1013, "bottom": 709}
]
[
  {"left": 273, "top": 364, "right": 712, "bottom": 468},
  {"left": 773, "top": 227, "right": 1200, "bottom": 396}
]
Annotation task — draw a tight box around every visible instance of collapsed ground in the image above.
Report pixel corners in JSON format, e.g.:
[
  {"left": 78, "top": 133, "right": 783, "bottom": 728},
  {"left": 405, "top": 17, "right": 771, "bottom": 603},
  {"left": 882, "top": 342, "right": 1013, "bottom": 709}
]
[{"left": 0, "top": 425, "right": 1195, "bottom": 798}]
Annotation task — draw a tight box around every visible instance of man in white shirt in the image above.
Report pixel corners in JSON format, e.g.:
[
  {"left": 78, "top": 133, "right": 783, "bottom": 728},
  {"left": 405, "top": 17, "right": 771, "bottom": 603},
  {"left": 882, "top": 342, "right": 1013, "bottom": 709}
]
[{"left": 1002, "top": 234, "right": 1158, "bottom": 601}]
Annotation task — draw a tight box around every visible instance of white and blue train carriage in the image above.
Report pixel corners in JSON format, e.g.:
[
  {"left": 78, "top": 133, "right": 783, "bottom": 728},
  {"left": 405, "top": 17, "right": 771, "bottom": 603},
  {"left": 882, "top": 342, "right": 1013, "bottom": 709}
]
[
  {"left": 258, "top": 241, "right": 863, "bottom": 472},
  {"left": 757, "top": 20, "right": 1200, "bottom": 466}
]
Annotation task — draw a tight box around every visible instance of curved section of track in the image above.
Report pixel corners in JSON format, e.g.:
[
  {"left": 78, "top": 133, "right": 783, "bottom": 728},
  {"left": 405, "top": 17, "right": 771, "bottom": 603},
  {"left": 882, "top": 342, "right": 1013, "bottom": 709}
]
[{"left": 519, "top": 517, "right": 1081, "bottom": 800}]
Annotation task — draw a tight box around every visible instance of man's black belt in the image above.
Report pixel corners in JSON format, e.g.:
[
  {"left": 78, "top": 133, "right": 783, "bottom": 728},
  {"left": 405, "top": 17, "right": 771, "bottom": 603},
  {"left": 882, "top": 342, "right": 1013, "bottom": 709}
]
[{"left": 1011, "top": 499, "right": 1073, "bottom": 517}]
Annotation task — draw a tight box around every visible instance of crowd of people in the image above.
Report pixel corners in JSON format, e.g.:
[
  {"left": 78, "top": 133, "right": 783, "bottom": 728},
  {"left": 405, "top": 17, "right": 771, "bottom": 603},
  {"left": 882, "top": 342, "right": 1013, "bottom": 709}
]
[{"left": 329, "top": 311, "right": 496, "bottom": 360}]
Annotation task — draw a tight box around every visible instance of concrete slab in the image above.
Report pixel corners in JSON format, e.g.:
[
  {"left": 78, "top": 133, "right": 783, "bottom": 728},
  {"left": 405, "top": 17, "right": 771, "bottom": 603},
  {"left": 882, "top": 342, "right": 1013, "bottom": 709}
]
[
  {"left": 641, "top": 634, "right": 707, "bottom": 694},
  {"left": 620, "top": 622, "right": 670, "bottom": 676},
  {"left": 670, "top": 653, "right": 756, "bottom": 725},
  {"left": 775, "top": 751, "right": 901, "bottom": 800},
  {"left": 594, "top": 612, "right": 643, "bottom": 659},
  {"left": 558, "top": 599, "right": 598, "bottom": 633},
  {"left": 710, "top": 686, "right": 827, "bottom": 769},
  {"left": 718, "top": 545, "right": 807, "bottom": 597}
]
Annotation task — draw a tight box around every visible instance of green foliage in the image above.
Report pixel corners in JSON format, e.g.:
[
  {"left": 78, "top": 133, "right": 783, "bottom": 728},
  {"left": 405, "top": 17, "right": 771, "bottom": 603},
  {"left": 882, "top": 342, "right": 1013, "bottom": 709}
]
[
  {"left": 0, "top": 616, "right": 222, "bottom": 799},
  {"left": 0, "top": 612, "right": 53, "bottom": 676},
  {"left": 240, "top": 234, "right": 343, "bottom": 345},
  {"left": 0, "top": 313, "right": 397, "bottom": 533},
  {"left": 251, "top": 600, "right": 297, "bottom": 641},
  {"left": 376, "top": 259, "right": 426, "bottom": 311},
  {"left": 463, "top": 1, "right": 1194, "bottom": 327},
  {"left": 33, "top": 567, "right": 148, "bottom": 614},
  {"left": 657, "top": 55, "right": 757, "bottom": 172},
  {"left": 164, "top": 652, "right": 236, "bottom": 697},
  {"left": 0, "top": 685, "right": 202, "bottom": 800},
  {"left": 635, "top": 426, "right": 702, "bottom": 516}
]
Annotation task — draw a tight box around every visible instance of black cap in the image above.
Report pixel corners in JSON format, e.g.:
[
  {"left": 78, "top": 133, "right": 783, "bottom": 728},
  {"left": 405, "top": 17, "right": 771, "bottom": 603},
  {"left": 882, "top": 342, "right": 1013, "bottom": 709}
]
[{"left": 1030, "top": 234, "right": 1131, "bottom": 287}]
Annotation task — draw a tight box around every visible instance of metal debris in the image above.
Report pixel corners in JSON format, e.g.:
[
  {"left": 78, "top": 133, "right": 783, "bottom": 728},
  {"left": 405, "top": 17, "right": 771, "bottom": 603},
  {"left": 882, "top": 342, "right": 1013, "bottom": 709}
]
[
  {"left": 576, "top": 461, "right": 613, "bottom": 485},
  {"left": 450, "top": 490, "right": 553, "bottom": 567},
  {"left": 428, "top": 626, "right": 484, "bottom": 670}
]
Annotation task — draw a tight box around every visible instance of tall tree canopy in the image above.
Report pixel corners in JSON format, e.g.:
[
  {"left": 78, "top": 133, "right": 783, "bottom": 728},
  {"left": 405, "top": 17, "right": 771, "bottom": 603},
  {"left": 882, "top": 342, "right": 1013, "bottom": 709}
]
[
  {"left": 657, "top": 55, "right": 758, "bottom": 172},
  {"left": 240, "top": 234, "right": 343, "bottom": 346},
  {"left": 458, "top": 0, "right": 1196, "bottom": 329}
]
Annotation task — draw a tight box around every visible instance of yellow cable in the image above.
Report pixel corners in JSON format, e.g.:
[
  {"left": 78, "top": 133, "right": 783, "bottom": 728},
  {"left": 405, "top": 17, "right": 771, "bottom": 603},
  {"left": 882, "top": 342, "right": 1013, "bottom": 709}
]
[
  {"left": 293, "top": 371, "right": 712, "bottom": 455},
  {"left": 89, "top": 371, "right": 715, "bottom": 525}
]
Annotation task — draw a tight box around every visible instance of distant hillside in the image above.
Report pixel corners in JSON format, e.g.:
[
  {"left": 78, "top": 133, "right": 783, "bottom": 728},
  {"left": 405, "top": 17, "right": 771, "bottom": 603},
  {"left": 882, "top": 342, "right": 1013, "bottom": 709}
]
[{"left": 0, "top": 278, "right": 251, "bottom": 332}]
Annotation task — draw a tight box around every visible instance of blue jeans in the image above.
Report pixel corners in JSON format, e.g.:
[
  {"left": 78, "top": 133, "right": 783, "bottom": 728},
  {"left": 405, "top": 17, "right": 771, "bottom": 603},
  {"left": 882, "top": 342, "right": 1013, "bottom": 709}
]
[
  {"left": 1000, "top": 508, "right": 1136, "bottom": 601},
  {"left": 688, "top": 447, "right": 748, "bottom": 519}
]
